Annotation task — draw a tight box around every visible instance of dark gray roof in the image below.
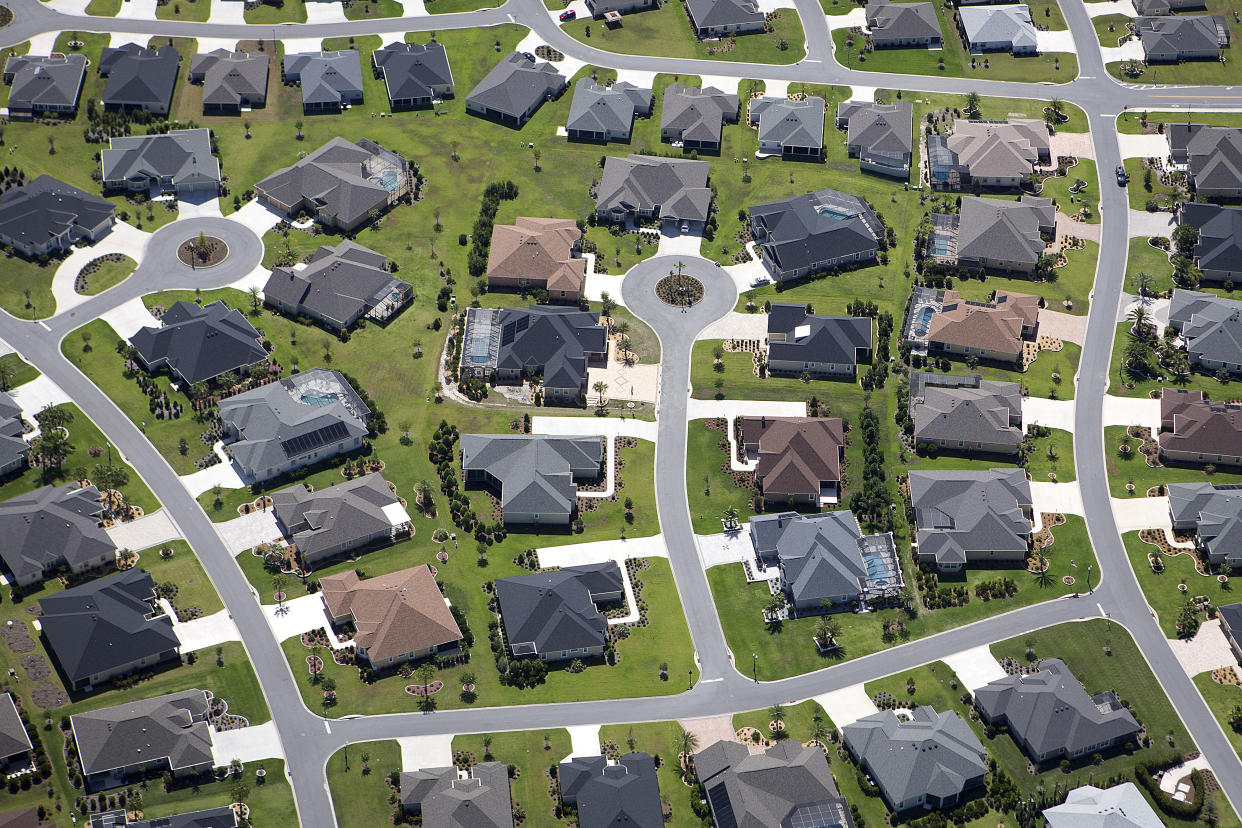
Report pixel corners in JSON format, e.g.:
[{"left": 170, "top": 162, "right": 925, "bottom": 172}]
[
  {"left": 38, "top": 569, "right": 179, "bottom": 689},
  {"left": 661, "top": 83, "right": 738, "bottom": 146},
  {"left": 70, "top": 689, "right": 211, "bottom": 778},
  {"left": 256, "top": 137, "right": 403, "bottom": 229},
  {"left": 0, "top": 693, "right": 31, "bottom": 761},
  {"left": 3, "top": 53, "right": 87, "bottom": 112},
  {"left": 694, "top": 739, "right": 854, "bottom": 828},
  {"left": 1167, "top": 124, "right": 1242, "bottom": 193},
  {"left": 401, "top": 762, "right": 513, "bottom": 827},
  {"left": 765, "top": 303, "right": 874, "bottom": 366},
  {"left": 750, "top": 190, "right": 881, "bottom": 274},
  {"left": 0, "top": 390, "right": 27, "bottom": 473},
  {"left": 1043, "top": 783, "right": 1164, "bottom": 828},
  {"left": 1220, "top": 601, "right": 1242, "bottom": 634},
  {"left": 913, "top": 377, "right": 1022, "bottom": 448},
  {"left": 91, "top": 806, "right": 239, "bottom": 828},
  {"left": 130, "top": 300, "right": 267, "bottom": 386},
  {"left": 461, "top": 305, "right": 606, "bottom": 394},
  {"left": 283, "top": 50, "right": 364, "bottom": 108},
  {"left": 373, "top": 41, "right": 453, "bottom": 105},
  {"left": 218, "top": 368, "right": 370, "bottom": 478},
  {"left": 955, "top": 195, "right": 1054, "bottom": 268},
  {"left": 558, "top": 753, "right": 663, "bottom": 828},
  {"left": 1169, "top": 289, "right": 1242, "bottom": 368},
  {"left": 494, "top": 562, "right": 622, "bottom": 655},
  {"left": 974, "top": 658, "right": 1141, "bottom": 759},
  {"left": 272, "top": 473, "right": 405, "bottom": 563},
  {"left": 567, "top": 78, "right": 652, "bottom": 139},
  {"left": 865, "top": 1, "right": 941, "bottom": 41},
  {"left": 837, "top": 100, "right": 913, "bottom": 162},
  {"left": 596, "top": 154, "right": 712, "bottom": 222},
  {"left": 685, "top": 0, "right": 765, "bottom": 29},
  {"left": 909, "top": 468, "right": 1032, "bottom": 566},
  {"left": 0, "top": 174, "right": 114, "bottom": 250},
  {"left": 190, "top": 49, "right": 268, "bottom": 109},
  {"left": 100, "top": 128, "right": 221, "bottom": 189},
  {"left": 99, "top": 44, "right": 179, "bottom": 110},
  {"left": 264, "top": 239, "right": 409, "bottom": 329},
  {"left": 0, "top": 483, "right": 114, "bottom": 586},
  {"left": 1167, "top": 482, "right": 1242, "bottom": 566},
  {"left": 843, "top": 707, "right": 988, "bottom": 809},
  {"left": 1137, "top": 15, "right": 1229, "bottom": 55},
  {"left": 461, "top": 433, "right": 602, "bottom": 517},
  {"left": 1181, "top": 203, "right": 1242, "bottom": 278},
  {"left": 750, "top": 96, "right": 825, "bottom": 150},
  {"left": 466, "top": 52, "right": 566, "bottom": 120}
]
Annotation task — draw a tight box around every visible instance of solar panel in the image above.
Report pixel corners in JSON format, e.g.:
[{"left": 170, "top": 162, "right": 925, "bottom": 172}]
[
  {"left": 705, "top": 785, "right": 737, "bottom": 828},
  {"left": 789, "top": 800, "right": 851, "bottom": 828},
  {"left": 280, "top": 421, "right": 351, "bottom": 458}
]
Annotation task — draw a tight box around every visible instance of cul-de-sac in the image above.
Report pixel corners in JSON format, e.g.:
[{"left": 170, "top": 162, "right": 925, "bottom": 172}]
[{"left": 0, "top": 0, "right": 1239, "bottom": 824}]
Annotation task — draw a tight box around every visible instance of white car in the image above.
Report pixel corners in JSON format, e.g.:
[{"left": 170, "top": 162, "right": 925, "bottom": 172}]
[{"left": 680, "top": 222, "right": 690, "bottom": 233}]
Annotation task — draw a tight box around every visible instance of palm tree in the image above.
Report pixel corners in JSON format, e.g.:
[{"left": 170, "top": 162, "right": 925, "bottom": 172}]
[
  {"left": 721, "top": 506, "right": 740, "bottom": 529},
  {"left": 765, "top": 592, "right": 787, "bottom": 622},
  {"left": 809, "top": 710, "right": 830, "bottom": 747},
  {"left": 248, "top": 285, "right": 262, "bottom": 312},
  {"left": 1128, "top": 305, "right": 1153, "bottom": 338},
  {"left": 675, "top": 727, "right": 699, "bottom": 767},
  {"left": 0, "top": 359, "right": 15, "bottom": 392},
  {"left": 617, "top": 335, "right": 632, "bottom": 362},
  {"left": 1136, "top": 271, "right": 1154, "bottom": 298},
  {"left": 592, "top": 380, "right": 609, "bottom": 407},
  {"left": 415, "top": 480, "right": 433, "bottom": 514},
  {"left": 1049, "top": 97, "right": 1064, "bottom": 113},
  {"left": 1123, "top": 338, "right": 1154, "bottom": 380},
  {"left": 815, "top": 614, "right": 842, "bottom": 648},
  {"left": 767, "top": 703, "right": 786, "bottom": 733},
  {"left": 1033, "top": 553, "right": 1054, "bottom": 588},
  {"left": 965, "top": 91, "right": 981, "bottom": 115},
  {"left": 272, "top": 572, "right": 288, "bottom": 609}
]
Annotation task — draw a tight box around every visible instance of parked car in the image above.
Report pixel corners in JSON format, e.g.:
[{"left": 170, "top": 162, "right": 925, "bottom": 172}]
[
  {"left": 1116, "top": 165, "right": 1129, "bottom": 186},
  {"left": 559, "top": 9, "right": 576, "bottom": 20},
  {"left": 680, "top": 222, "right": 690, "bottom": 234}
]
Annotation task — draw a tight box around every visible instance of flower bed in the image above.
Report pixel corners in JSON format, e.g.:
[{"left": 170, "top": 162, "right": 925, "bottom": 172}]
[{"left": 405, "top": 681, "right": 444, "bottom": 696}]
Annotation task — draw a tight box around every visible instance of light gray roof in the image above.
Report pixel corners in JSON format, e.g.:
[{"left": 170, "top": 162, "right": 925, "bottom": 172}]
[
  {"left": 3, "top": 53, "right": 86, "bottom": 112},
  {"left": 99, "top": 44, "right": 179, "bottom": 110},
  {"left": 1044, "top": 784, "right": 1165, "bottom": 828},
  {"left": 953, "top": 195, "right": 1053, "bottom": 269},
  {"left": 865, "top": 1, "right": 941, "bottom": 41},
  {"left": 372, "top": 41, "right": 453, "bottom": 104},
  {"left": 130, "top": 300, "right": 267, "bottom": 386},
  {"left": 909, "top": 468, "right": 1032, "bottom": 565},
  {"left": 461, "top": 433, "right": 602, "bottom": 516},
  {"left": 256, "top": 137, "right": 403, "bottom": 228},
  {"left": 764, "top": 303, "right": 873, "bottom": 365},
  {"left": 495, "top": 562, "right": 622, "bottom": 655},
  {"left": 944, "top": 119, "right": 1049, "bottom": 181},
  {"left": 1169, "top": 289, "right": 1242, "bottom": 368},
  {"left": 263, "top": 239, "right": 409, "bottom": 329},
  {"left": 558, "top": 753, "right": 663, "bottom": 828},
  {"left": 974, "top": 658, "right": 1141, "bottom": 759},
  {"left": 100, "top": 128, "right": 221, "bottom": 189},
  {"left": 1167, "top": 481, "right": 1242, "bottom": 566},
  {"left": 1168, "top": 124, "right": 1242, "bottom": 194},
  {"left": 837, "top": 100, "right": 913, "bottom": 162},
  {"left": 596, "top": 154, "right": 712, "bottom": 222},
  {"left": 0, "top": 174, "right": 114, "bottom": 250},
  {"left": 283, "top": 50, "right": 364, "bottom": 108},
  {"left": 1137, "top": 15, "right": 1229, "bottom": 55},
  {"left": 0, "top": 693, "right": 31, "bottom": 761},
  {"left": 749, "top": 191, "right": 881, "bottom": 274},
  {"left": 466, "top": 52, "right": 566, "bottom": 120},
  {"left": 694, "top": 739, "right": 854, "bottom": 828},
  {"left": 272, "top": 473, "right": 403, "bottom": 563},
  {"left": 750, "top": 96, "right": 825, "bottom": 151},
  {"left": 843, "top": 707, "right": 988, "bottom": 808},
  {"left": 401, "top": 762, "right": 513, "bottom": 827},
  {"left": 567, "top": 78, "right": 652, "bottom": 139},
  {"left": 661, "top": 83, "right": 738, "bottom": 146},
  {"left": 959, "top": 4, "right": 1038, "bottom": 50},
  {"left": 685, "top": 0, "right": 765, "bottom": 29},
  {"left": 912, "top": 376, "right": 1022, "bottom": 449},
  {"left": 1181, "top": 203, "right": 1242, "bottom": 278},
  {"left": 190, "top": 49, "right": 268, "bottom": 109},
  {"left": 70, "top": 689, "right": 211, "bottom": 778},
  {"left": 0, "top": 483, "right": 113, "bottom": 586}
]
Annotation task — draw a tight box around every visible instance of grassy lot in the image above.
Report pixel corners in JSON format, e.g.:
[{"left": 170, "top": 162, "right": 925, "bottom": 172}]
[
  {"left": 583, "top": 224, "right": 659, "bottom": 275},
  {"left": 453, "top": 729, "right": 571, "bottom": 825},
  {"left": 951, "top": 241, "right": 1099, "bottom": 315},
  {"left": 343, "top": 0, "right": 404, "bottom": 18},
  {"left": 1118, "top": 110, "right": 1242, "bottom": 134},
  {"left": 1193, "top": 671, "right": 1242, "bottom": 759},
  {"left": 0, "top": 255, "right": 61, "bottom": 321},
  {"left": 1, "top": 353, "right": 40, "bottom": 390},
  {"left": 561, "top": 1, "right": 806, "bottom": 64},
  {"left": 596, "top": 721, "right": 703, "bottom": 828},
  {"left": 138, "top": 539, "right": 227, "bottom": 615},
  {"left": 686, "top": 419, "right": 756, "bottom": 535},
  {"left": 244, "top": 0, "right": 308, "bottom": 22},
  {"left": 1038, "top": 159, "right": 1101, "bottom": 224},
  {"left": 84, "top": 0, "right": 120, "bottom": 13},
  {"left": 155, "top": 0, "right": 211, "bottom": 19},
  {"left": 709, "top": 515, "right": 1095, "bottom": 679},
  {"left": 77, "top": 254, "right": 136, "bottom": 295},
  {"left": 822, "top": 0, "right": 862, "bottom": 11},
  {"left": 1105, "top": 425, "right": 1242, "bottom": 497},
  {"left": 911, "top": 427, "right": 1074, "bottom": 483},
  {"left": 1122, "top": 532, "right": 1234, "bottom": 638},
  {"left": 1093, "top": 13, "right": 1131, "bottom": 46},
  {"left": 1107, "top": 321, "right": 1242, "bottom": 399},
  {"left": 327, "top": 740, "right": 402, "bottom": 828},
  {"left": 1107, "top": 55, "right": 1238, "bottom": 86},
  {"left": 1124, "top": 157, "right": 1180, "bottom": 212},
  {"left": 279, "top": 554, "right": 697, "bottom": 716},
  {"left": 427, "top": 0, "right": 502, "bottom": 10},
  {"left": 1125, "top": 236, "right": 1175, "bottom": 295}
]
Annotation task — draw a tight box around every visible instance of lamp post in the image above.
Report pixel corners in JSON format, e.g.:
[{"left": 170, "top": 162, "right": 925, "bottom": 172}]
[
  {"left": 751, "top": 652, "right": 758, "bottom": 683},
  {"left": 1086, "top": 564, "right": 1094, "bottom": 593}
]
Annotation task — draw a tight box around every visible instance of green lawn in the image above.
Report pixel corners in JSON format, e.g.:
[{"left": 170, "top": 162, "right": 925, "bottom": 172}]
[
  {"left": 686, "top": 419, "right": 756, "bottom": 535},
  {"left": 950, "top": 240, "right": 1099, "bottom": 316},
  {"left": 1038, "top": 159, "right": 1101, "bottom": 224},
  {"left": 244, "top": 0, "right": 308, "bottom": 22},
  {"left": 1108, "top": 321, "right": 1242, "bottom": 399},
  {"left": 911, "top": 428, "right": 1074, "bottom": 483},
  {"left": 77, "top": 254, "right": 136, "bottom": 296},
  {"left": 1125, "top": 157, "right": 1181, "bottom": 212},
  {"left": 1105, "top": 425, "right": 1242, "bottom": 497},
  {"left": 561, "top": 0, "right": 806, "bottom": 64},
  {"left": 583, "top": 224, "right": 659, "bottom": 276},
  {"left": 140, "top": 761, "right": 294, "bottom": 827},
  {"left": 1, "top": 352, "right": 40, "bottom": 390},
  {"left": 1108, "top": 54, "right": 1238, "bottom": 86},
  {"left": 85, "top": 0, "right": 121, "bottom": 13},
  {"left": 138, "top": 539, "right": 227, "bottom": 616},
  {"left": 155, "top": 0, "right": 211, "bottom": 19},
  {"left": 1193, "top": 671, "right": 1242, "bottom": 759},
  {"left": 1126, "top": 236, "right": 1175, "bottom": 296},
  {"left": 343, "top": 0, "right": 403, "bottom": 17},
  {"left": 327, "top": 740, "right": 402, "bottom": 828},
  {"left": 1122, "top": 532, "right": 1235, "bottom": 637},
  {"left": 453, "top": 730, "right": 571, "bottom": 825},
  {"left": 1118, "top": 111, "right": 1242, "bottom": 135},
  {"left": 0, "top": 254, "right": 60, "bottom": 320},
  {"left": 1093, "top": 13, "right": 1131, "bottom": 46},
  {"left": 426, "top": 0, "right": 501, "bottom": 10}
]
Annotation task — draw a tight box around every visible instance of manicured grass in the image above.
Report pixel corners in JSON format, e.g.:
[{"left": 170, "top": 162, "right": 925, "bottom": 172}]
[
  {"left": 561, "top": 1, "right": 806, "bottom": 64},
  {"left": 1118, "top": 111, "right": 1242, "bottom": 135},
  {"left": 1105, "top": 425, "right": 1242, "bottom": 497},
  {"left": 1038, "top": 159, "right": 1101, "bottom": 224},
  {"left": 138, "top": 539, "right": 227, "bottom": 615},
  {"left": 142, "top": 761, "right": 294, "bottom": 827},
  {"left": 0, "top": 353, "right": 40, "bottom": 390},
  {"left": 343, "top": 0, "right": 403, "bottom": 17},
  {"left": 833, "top": 27, "right": 962, "bottom": 76},
  {"left": 910, "top": 91, "right": 1089, "bottom": 134},
  {"left": 686, "top": 419, "right": 756, "bottom": 535},
  {"left": 950, "top": 240, "right": 1099, "bottom": 315},
  {"left": 911, "top": 428, "right": 1074, "bottom": 483},
  {"left": 1125, "top": 157, "right": 1179, "bottom": 212},
  {"left": 1193, "top": 671, "right": 1242, "bottom": 759},
  {"left": 85, "top": 0, "right": 121, "bottom": 14},
  {"left": 327, "top": 740, "right": 402, "bottom": 828},
  {"left": 426, "top": 0, "right": 501, "bottom": 10},
  {"left": 583, "top": 224, "right": 658, "bottom": 276},
  {"left": 1108, "top": 55, "right": 1238, "bottom": 86},
  {"left": 156, "top": 0, "right": 211, "bottom": 20},
  {"left": 452, "top": 730, "right": 571, "bottom": 825},
  {"left": 0, "top": 254, "right": 60, "bottom": 320},
  {"left": 603, "top": 303, "right": 661, "bottom": 362},
  {"left": 822, "top": 0, "right": 862, "bottom": 11},
  {"left": 77, "top": 254, "right": 136, "bottom": 295},
  {"left": 596, "top": 721, "right": 703, "bottom": 828},
  {"left": 1108, "top": 321, "right": 1242, "bottom": 399},
  {"left": 709, "top": 515, "right": 1096, "bottom": 678},
  {"left": 1125, "top": 236, "right": 1175, "bottom": 296},
  {"left": 244, "top": 0, "right": 308, "bottom": 21},
  {"left": 1122, "top": 532, "right": 1234, "bottom": 638},
  {"left": 1093, "top": 13, "right": 1131, "bottom": 46}
]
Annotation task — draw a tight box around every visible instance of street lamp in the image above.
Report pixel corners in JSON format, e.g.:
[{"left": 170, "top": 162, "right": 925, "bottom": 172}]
[
  {"left": 1086, "top": 564, "right": 1094, "bottom": 593},
  {"left": 751, "top": 652, "right": 758, "bottom": 683}
]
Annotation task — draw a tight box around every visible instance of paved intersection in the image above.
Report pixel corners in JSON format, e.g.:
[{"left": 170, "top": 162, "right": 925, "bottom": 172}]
[{"left": 0, "top": 0, "right": 1240, "bottom": 824}]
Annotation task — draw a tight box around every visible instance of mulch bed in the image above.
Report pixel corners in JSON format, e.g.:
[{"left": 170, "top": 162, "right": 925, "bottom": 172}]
[
  {"left": 405, "top": 681, "right": 444, "bottom": 696},
  {"left": 177, "top": 236, "right": 229, "bottom": 267},
  {"left": 655, "top": 274, "right": 704, "bottom": 307},
  {"left": 306, "top": 656, "right": 323, "bottom": 675},
  {"left": 2, "top": 622, "right": 35, "bottom": 654},
  {"left": 21, "top": 654, "right": 50, "bottom": 681},
  {"left": 32, "top": 682, "right": 66, "bottom": 709}
]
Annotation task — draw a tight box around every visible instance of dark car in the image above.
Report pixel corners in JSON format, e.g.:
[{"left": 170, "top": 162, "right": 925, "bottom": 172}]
[
  {"left": 559, "top": 9, "right": 576, "bottom": 20},
  {"left": 1116, "top": 165, "right": 1128, "bottom": 186}
]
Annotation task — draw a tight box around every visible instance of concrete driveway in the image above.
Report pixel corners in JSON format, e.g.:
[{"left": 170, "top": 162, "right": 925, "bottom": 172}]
[
  {"left": 99, "top": 298, "right": 160, "bottom": 341},
  {"left": 1038, "top": 307, "right": 1088, "bottom": 345},
  {"left": 1051, "top": 131, "right": 1095, "bottom": 161},
  {"left": 160, "top": 602, "right": 242, "bottom": 652},
  {"left": 814, "top": 685, "right": 877, "bottom": 727},
  {"left": 1084, "top": 0, "right": 1136, "bottom": 16},
  {"left": 1128, "top": 210, "right": 1175, "bottom": 239},
  {"left": 697, "top": 311, "right": 769, "bottom": 341},
  {"left": 943, "top": 645, "right": 1007, "bottom": 691},
  {"left": 212, "top": 721, "right": 285, "bottom": 766},
  {"left": 398, "top": 734, "right": 454, "bottom": 771},
  {"left": 1023, "top": 397, "right": 1076, "bottom": 433},
  {"left": 537, "top": 534, "right": 668, "bottom": 568},
  {"left": 9, "top": 375, "right": 72, "bottom": 424},
  {"left": 531, "top": 414, "right": 658, "bottom": 442},
  {"left": 207, "top": 0, "right": 248, "bottom": 23},
  {"left": 567, "top": 724, "right": 603, "bottom": 759},
  {"left": 1035, "top": 30, "right": 1077, "bottom": 54},
  {"left": 105, "top": 509, "right": 180, "bottom": 551},
  {"left": 1112, "top": 494, "right": 1169, "bottom": 532},
  {"left": 50, "top": 221, "right": 151, "bottom": 316},
  {"left": 1168, "top": 620, "right": 1238, "bottom": 677},
  {"left": 1118, "top": 132, "right": 1169, "bottom": 161},
  {"left": 687, "top": 399, "right": 806, "bottom": 420},
  {"left": 1031, "top": 481, "right": 1084, "bottom": 516},
  {"left": 216, "top": 510, "right": 284, "bottom": 555},
  {"left": 697, "top": 527, "right": 759, "bottom": 569},
  {"left": 1101, "top": 395, "right": 1160, "bottom": 431},
  {"left": 181, "top": 444, "right": 248, "bottom": 497}
]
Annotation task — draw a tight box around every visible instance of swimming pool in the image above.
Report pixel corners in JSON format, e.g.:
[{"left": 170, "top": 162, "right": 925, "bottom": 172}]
[
  {"left": 912, "top": 305, "right": 935, "bottom": 337},
  {"left": 371, "top": 169, "right": 401, "bottom": 193},
  {"left": 299, "top": 391, "right": 339, "bottom": 407}
]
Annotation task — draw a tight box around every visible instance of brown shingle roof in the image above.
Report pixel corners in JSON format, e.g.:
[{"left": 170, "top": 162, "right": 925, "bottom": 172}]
[
  {"left": 925, "top": 290, "right": 1038, "bottom": 356},
  {"left": 320, "top": 565, "right": 461, "bottom": 663},
  {"left": 486, "top": 217, "right": 585, "bottom": 296},
  {"left": 1159, "top": 388, "right": 1242, "bottom": 457},
  {"left": 740, "top": 417, "right": 844, "bottom": 499}
]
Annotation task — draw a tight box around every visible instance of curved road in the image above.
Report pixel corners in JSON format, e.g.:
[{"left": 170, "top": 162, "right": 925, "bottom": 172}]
[{"left": 0, "top": 0, "right": 1239, "bottom": 824}]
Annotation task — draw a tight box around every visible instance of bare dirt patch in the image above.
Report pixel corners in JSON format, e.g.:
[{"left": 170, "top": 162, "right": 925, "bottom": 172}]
[
  {"left": 21, "top": 654, "right": 50, "bottom": 681},
  {"left": 32, "top": 682, "right": 66, "bottom": 709},
  {"left": 2, "top": 621, "right": 35, "bottom": 654}
]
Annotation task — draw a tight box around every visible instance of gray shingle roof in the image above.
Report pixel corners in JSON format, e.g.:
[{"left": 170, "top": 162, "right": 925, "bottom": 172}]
[
  {"left": 130, "top": 300, "right": 267, "bottom": 386},
  {"left": 0, "top": 693, "right": 31, "bottom": 762},
  {"left": 373, "top": 41, "right": 454, "bottom": 105},
  {"left": 865, "top": 1, "right": 941, "bottom": 41},
  {"left": 263, "top": 239, "right": 409, "bottom": 329},
  {"left": 283, "top": 51, "right": 364, "bottom": 108},
  {"left": 461, "top": 433, "right": 602, "bottom": 517},
  {"left": 3, "top": 53, "right": 86, "bottom": 113},
  {"left": 1043, "top": 783, "right": 1164, "bottom": 828},
  {"left": 190, "top": 49, "right": 268, "bottom": 110},
  {"left": 1170, "top": 289, "right": 1242, "bottom": 369},
  {"left": 1167, "top": 124, "right": 1242, "bottom": 194},
  {"left": 1137, "top": 15, "right": 1229, "bottom": 56},
  {"left": 38, "top": 569, "right": 180, "bottom": 689},
  {"left": 750, "top": 96, "right": 825, "bottom": 151},
  {"left": 558, "top": 753, "right": 663, "bottom": 828},
  {"left": 70, "top": 689, "right": 211, "bottom": 778},
  {"left": 461, "top": 305, "right": 605, "bottom": 394},
  {"left": 909, "top": 468, "right": 1032, "bottom": 566},
  {"left": 954, "top": 195, "right": 1054, "bottom": 269},
  {"left": 843, "top": 707, "right": 988, "bottom": 810},
  {"left": 941, "top": 119, "right": 1049, "bottom": 183},
  {"left": 837, "top": 100, "right": 913, "bottom": 165},
  {"left": 1181, "top": 203, "right": 1242, "bottom": 279},
  {"left": 596, "top": 154, "right": 712, "bottom": 222},
  {"left": 272, "top": 472, "right": 405, "bottom": 564},
  {"left": 401, "top": 762, "right": 513, "bottom": 827},
  {"left": 974, "top": 658, "right": 1141, "bottom": 759},
  {"left": 495, "top": 562, "right": 622, "bottom": 655},
  {"left": 1167, "top": 481, "right": 1242, "bottom": 567},
  {"left": 912, "top": 376, "right": 1022, "bottom": 450},
  {"left": 256, "top": 137, "right": 403, "bottom": 229},
  {"left": 749, "top": 190, "right": 881, "bottom": 275},
  {"left": 661, "top": 83, "right": 738, "bottom": 146},
  {"left": 959, "top": 4, "right": 1038, "bottom": 50},
  {"left": 0, "top": 174, "right": 114, "bottom": 251},
  {"left": 765, "top": 303, "right": 874, "bottom": 366},
  {"left": 466, "top": 52, "right": 566, "bottom": 121},
  {"left": 567, "top": 78, "right": 652, "bottom": 139},
  {"left": 99, "top": 44, "right": 179, "bottom": 111},
  {"left": 100, "top": 128, "right": 221, "bottom": 190},
  {"left": 685, "top": 0, "right": 765, "bottom": 30},
  {"left": 0, "top": 483, "right": 114, "bottom": 586},
  {"left": 122, "top": 806, "right": 240, "bottom": 828},
  {"left": 0, "top": 390, "right": 27, "bottom": 474}
]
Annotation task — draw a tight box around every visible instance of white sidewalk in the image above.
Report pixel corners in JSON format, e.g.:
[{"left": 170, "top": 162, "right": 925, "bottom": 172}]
[
  {"left": 531, "top": 415, "right": 658, "bottom": 442},
  {"left": 687, "top": 399, "right": 806, "bottom": 420}
]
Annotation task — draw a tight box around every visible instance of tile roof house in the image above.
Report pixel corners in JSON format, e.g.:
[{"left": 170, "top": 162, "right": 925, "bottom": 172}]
[
  {"left": 188, "top": 49, "right": 268, "bottom": 114},
  {"left": 836, "top": 100, "right": 913, "bottom": 178},
  {"left": 748, "top": 95, "right": 826, "bottom": 158},
  {"left": 0, "top": 174, "right": 115, "bottom": 258},
  {"left": 283, "top": 50, "right": 364, "bottom": 113},
  {"left": 0, "top": 483, "right": 116, "bottom": 588},
  {"left": 1043, "top": 783, "right": 1165, "bottom": 828},
  {"left": 866, "top": 1, "right": 943, "bottom": 47},
  {"left": 486, "top": 217, "right": 586, "bottom": 301},
  {"left": 495, "top": 562, "right": 623, "bottom": 660},
  {"left": 558, "top": 753, "right": 663, "bottom": 828},
  {"left": 98, "top": 43, "right": 180, "bottom": 115},
  {"left": 217, "top": 368, "right": 371, "bottom": 483},
  {"left": 928, "top": 119, "right": 1050, "bottom": 190},
  {"left": 959, "top": 4, "right": 1039, "bottom": 53},
  {"left": 255, "top": 137, "right": 410, "bottom": 232},
  {"left": 70, "top": 690, "right": 212, "bottom": 791},
  {"left": 975, "top": 658, "right": 1142, "bottom": 765},
  {"left": 685, "top": 0, "right": 767, "bottom": 38},
  {"left": 595, "top": 153, "right": 713, "bottom": 225},
  {"left": 465, "top": 52, "right": 567, "bottom": 127},
  {"left": 843, "top": 707, "right": 989, "bottom": 813},
  {"left": 461, "top": 433, "right": 603, "bottom": 525},
  {"left": 739, "top": 415, "right": 846, "bottom": 505},
  {"left": 911, "top": 374, "right": 1023, "bottom": 455},
  {"left": 0, "top": 693, "right": 32, "bottom": 772},
  {"left": 909, "top": 468, "right": 1033, "bottom": 570},
  {"left": 585, "top": 0, "right": 658, "bottom": 17},
  {"left": 764, "top": 303, "right": 874, "bottom": 378},
  {"left": 371, "top": 41, "right": 454, "bottom": 110},
  {"left": 3, "top": 52, "right": 87, "bottom": 117},
  {"left": 1136, "top": 15, "right": 1229, "bottom": 61},
  {"left": 401, "top": 762, "right": 513, "bottom": 827},
  {"left": 1179, "top": 203, "right": 1242, "bottom": 283},
  {"left": 940, "top": 195, "right": 1054, "bottom": 274},
  {"left": 749, "top": 190, "right": 881, "bottom": 282},
  {"left": 272, "top": 473, "right": 412, "bottom": 568},
  {"left": 1159, "top": 387, "right": 1242, "bottom": 467},
  {"left": 566, "top": 78, "right": 653, "bottom": 143},
  {"left": 694, "top": 739, "right": 855, "bottom": 828},
  {"left": 1167, "top": 124, "right": 1242, "bottom": 199},
  {"left": 39, "top": 569, "right": 181, "bottom": 691},
  {"left": 0, "top": 390, "right": 28, "bottom": 477},
  {"left": 749, "top": 510, "right": 903, "bottom": 611},
  {"left": 1169, "top": 289, "right": 1242, "bottom": 376},
  {"left": 100, "top": 128, "right": 221, "bottom": 196},
  {"left": 1167, "top": 482, "right": 1242, "bottom": 568},
  {"left": 1219, "top": 602, "right": 1242, "bottom": 662},
  {"left": 130, "top": 300, "right": 268, "bottom": 386},
  {"left": 320, "top": 564, "right": 461, "bottom": 668},
  {"left": 910, "top": 288, "right": 1040, "bottom": 364},
  {"left": 660, "top": 83, "right": 739, "bottom": 152},
  {"left": 263, "top": 239, "right": 412, "bottom": 330}
]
